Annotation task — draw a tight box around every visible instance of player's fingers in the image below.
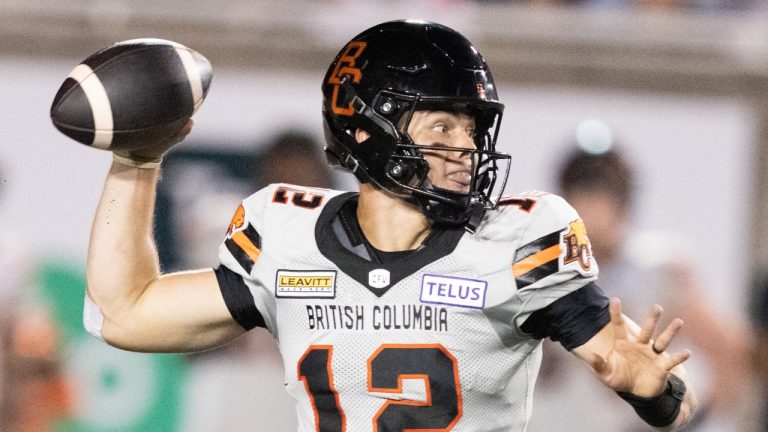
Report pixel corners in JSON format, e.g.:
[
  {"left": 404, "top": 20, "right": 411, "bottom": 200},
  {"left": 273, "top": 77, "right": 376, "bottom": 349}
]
[
  {"left": 168, "top": 119, "right": 194, "bottom": 145},
  {"left": 120, "top": 119, "right": 194, "bottom": 161},
  {"left": 180, "top": 119, "right": 194, "bottom": 134},
  {"left": 637, "top": 304, "right": 663, "bottom": 344},
  {"left": 653, "top": 318, "right": 683, "bottom": 353},
  {"left": 662, "top": 349, "right": 691, "bottom": 371},
  {"left": 609, "top": 298, "right": 628, "bottom": 340}
]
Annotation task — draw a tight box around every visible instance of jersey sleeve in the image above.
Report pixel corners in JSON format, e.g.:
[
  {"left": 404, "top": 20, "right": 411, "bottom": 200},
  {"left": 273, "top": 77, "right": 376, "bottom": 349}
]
[
  {"left": 215, "top": 185, "right": 275, "bottom": 333},
  {"left": 508, "top": 193, "right": 609, "bottom": 349}
]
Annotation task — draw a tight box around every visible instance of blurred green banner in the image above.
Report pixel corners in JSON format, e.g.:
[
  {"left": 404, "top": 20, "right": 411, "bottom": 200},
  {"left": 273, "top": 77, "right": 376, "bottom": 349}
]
[{"left": 38, "top": 262, "right": 187, "bottom": 432}]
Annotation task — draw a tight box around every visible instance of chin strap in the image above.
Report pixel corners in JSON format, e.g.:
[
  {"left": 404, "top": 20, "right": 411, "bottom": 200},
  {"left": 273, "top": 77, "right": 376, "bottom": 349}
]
[{"left": 465, "top": 203, "right": 486, "bottom": 234}]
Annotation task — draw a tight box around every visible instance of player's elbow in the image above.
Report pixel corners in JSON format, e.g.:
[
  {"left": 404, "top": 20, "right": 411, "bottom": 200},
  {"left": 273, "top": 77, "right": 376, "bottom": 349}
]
[
  {"left": 99, "top": 324, "right": 151, "bottom": 352},
  {"left": 82, "top": 293, "right": 134, "bottom": 350},
  {"left": 82, "top": 289, "right": 150, "bottom": 351},
  {"left": 88, "top": 314, "right": 163, "bottom": 353}
]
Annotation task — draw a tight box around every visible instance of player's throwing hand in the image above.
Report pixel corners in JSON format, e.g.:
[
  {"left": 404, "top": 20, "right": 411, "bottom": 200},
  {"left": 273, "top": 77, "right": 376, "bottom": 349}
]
[
  {"left": 112, "top": 119, "right": 194, "bottom": 168},
  {"left": 587, "top": 298, "right": 690, "bottom": 397}
]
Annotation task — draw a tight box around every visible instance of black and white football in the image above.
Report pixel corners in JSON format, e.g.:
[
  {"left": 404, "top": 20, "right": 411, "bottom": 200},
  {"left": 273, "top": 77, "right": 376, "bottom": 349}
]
[{"left": 50, "top": 38, "right": 212, "bottom": 151}]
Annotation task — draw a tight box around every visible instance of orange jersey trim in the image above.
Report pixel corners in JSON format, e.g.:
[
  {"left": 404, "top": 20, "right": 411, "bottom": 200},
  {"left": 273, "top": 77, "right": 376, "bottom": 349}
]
[
  {"left": 232, "top": 230, "right": 261, "bottom": 263},
  {"left": 512, "top": 244, "right": 561, "bottom": 277}
]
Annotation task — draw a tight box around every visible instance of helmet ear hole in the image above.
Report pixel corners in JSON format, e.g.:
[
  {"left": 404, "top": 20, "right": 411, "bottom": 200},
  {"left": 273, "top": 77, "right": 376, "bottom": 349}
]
[{"left": 354, "top": 128, "right": 372, "bottom": 144}]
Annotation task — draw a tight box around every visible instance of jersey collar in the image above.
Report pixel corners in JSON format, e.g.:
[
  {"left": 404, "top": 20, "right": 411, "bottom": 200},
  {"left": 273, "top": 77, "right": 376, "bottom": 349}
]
[{"left": 315, "top": 193, "right": 466, "bottom": 297}]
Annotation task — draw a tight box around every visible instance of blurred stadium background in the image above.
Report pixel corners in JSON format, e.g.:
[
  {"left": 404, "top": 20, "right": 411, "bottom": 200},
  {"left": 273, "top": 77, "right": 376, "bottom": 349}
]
[{"left": 0, "top": 1, "right": 767, "bottom": 431}]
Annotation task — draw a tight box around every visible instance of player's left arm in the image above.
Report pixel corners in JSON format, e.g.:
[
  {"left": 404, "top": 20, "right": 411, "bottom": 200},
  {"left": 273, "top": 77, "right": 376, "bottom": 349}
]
[{"left": 572, "top": 298, "right": 699, "bottom": 431}]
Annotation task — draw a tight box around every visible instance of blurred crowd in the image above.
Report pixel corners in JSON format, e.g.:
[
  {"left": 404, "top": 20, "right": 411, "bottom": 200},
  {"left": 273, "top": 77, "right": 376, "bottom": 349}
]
[
  {"left": 0, "top": 164, "right": 73, "bottom": 431},
  {"left": 751, "top": 271, "right": 768, "bottom": 432},
  {"left": 4, "top": 117, "right": 768, "bottom": 430},
  {"left": 482, "top": 0, "right": 762, "bottom": 12},
  {"left": 528, "top": 132, "right": 756, "bottom": 431}
]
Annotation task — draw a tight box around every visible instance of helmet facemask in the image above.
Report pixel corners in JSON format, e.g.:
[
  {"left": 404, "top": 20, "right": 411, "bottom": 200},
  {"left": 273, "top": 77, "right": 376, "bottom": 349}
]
[{"left": 391, "top": 97, "right": 511, "bottom": 231}]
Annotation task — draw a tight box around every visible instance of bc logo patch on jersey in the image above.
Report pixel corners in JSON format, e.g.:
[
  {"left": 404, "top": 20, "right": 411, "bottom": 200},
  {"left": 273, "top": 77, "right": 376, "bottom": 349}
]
[
  {"left": 505, "top": 193, "right": 596, "bottom": 289},
  {"left": 220, "top": 184, "right": 333, "bottom": 276},
  {"left": 224, "top": 203, "right": 262, "bottom": 274},
  {"left": 561, "top": 219, "right": 593, "bottom": 273}
]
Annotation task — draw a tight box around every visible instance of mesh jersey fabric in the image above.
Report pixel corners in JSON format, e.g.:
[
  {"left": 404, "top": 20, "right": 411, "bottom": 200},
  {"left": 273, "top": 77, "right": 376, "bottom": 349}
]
[{"left": 216, "top": 184, "right": 604, "bottom": 432}]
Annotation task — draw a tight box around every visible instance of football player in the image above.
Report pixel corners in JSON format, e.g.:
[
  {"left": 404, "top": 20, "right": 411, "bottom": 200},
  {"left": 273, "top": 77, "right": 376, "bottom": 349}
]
[{"left": 83, "top": 20, "right": 698, "bottom": 431}]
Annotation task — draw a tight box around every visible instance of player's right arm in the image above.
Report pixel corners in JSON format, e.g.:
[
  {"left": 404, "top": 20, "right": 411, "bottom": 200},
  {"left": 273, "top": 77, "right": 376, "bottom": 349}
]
[{"left": 85, "top": 128, "right": 246, "bottom": 353}]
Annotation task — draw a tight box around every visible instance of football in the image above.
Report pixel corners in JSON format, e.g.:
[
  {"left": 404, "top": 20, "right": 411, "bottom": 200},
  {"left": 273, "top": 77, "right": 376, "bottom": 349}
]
[{"left": 50, "top": 38, "right": 212, "bottom": 152}]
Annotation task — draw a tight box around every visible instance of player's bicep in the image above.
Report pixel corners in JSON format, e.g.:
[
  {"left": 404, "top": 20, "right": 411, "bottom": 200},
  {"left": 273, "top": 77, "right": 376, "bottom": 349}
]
[{"left": 100, "top": 268, "right": 246, "bottom": 353}]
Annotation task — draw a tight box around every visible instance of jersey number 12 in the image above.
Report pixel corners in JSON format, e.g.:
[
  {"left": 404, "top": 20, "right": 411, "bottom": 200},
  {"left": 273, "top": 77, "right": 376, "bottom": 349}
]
[{"left": 298, "top": 344, "right": 462, "bottom": 431}]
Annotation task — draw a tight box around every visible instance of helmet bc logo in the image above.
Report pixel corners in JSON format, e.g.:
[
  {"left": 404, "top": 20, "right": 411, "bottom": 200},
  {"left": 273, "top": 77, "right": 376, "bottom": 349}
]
[{"left": 327, "top": 41, "right": 367, "bottom": 116}]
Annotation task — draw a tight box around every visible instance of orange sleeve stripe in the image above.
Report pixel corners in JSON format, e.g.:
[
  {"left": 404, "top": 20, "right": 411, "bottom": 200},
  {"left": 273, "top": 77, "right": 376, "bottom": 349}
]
[
  {"left": 512, "top": 244, "right": 561, "bottom": 277},
  {"left": 232, "top": 231, "right": 261, "bottom": 263}
]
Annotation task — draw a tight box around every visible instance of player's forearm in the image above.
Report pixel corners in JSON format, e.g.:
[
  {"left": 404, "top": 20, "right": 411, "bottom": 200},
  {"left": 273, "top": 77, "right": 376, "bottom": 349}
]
[{"left": 86, "top": 163, "right": 162, "bottom": 321}]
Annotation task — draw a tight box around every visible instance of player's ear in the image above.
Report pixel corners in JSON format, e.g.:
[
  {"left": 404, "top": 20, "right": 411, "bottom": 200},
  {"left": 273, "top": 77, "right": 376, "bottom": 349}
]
[{"left": 354, "top": 128, "right": 371, "bottom": 144}]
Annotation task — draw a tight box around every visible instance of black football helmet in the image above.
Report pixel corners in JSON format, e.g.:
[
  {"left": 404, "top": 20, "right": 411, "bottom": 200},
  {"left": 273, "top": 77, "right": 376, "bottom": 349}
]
[{"left": 322, "top": 20, "right": 511, "bottom": 231}]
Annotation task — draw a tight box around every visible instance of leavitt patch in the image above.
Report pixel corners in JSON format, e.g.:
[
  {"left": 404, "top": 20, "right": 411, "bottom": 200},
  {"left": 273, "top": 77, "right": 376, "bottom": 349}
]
[{"left": 275, "top": 270, "right": 337, "bottom": 298}]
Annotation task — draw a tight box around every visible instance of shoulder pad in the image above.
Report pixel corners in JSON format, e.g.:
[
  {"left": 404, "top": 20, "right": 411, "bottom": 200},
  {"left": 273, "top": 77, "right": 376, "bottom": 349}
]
[
  {"left": 220, "top": 184, "right": 343, "bottom": 276},
  {"left": 478, "top": 191, "right": 597, "bottom": 288}
]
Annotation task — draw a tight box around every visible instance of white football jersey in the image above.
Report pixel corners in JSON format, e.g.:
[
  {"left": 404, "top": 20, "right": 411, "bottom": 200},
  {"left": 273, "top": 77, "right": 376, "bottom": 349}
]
[{"left": 216, "top": 184, "right": 604, "bottom": 432}]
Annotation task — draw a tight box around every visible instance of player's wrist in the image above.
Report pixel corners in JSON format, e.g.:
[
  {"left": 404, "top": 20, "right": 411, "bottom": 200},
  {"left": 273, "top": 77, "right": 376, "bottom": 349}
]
[
  {"left": 112, "top": 151, "right": 163, "bottom": 169},
  {"left": 616, "top": 374, "right": 686, "bottom": 428}
]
